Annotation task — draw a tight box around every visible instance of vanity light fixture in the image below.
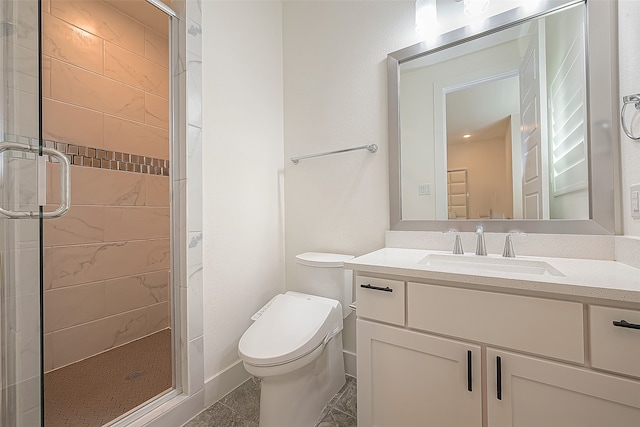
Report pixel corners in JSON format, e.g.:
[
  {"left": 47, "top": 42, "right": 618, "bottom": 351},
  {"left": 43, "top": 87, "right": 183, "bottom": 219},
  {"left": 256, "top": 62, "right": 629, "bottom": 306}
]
[
  {"left": 464, "top": 0, "right": 489, "bottom": 16},
  {"left": 463, "top": 134, "right": 471, "bottom": 138},
  {"left": 415, "top": 0, "right": 438, "bottom": 37}
]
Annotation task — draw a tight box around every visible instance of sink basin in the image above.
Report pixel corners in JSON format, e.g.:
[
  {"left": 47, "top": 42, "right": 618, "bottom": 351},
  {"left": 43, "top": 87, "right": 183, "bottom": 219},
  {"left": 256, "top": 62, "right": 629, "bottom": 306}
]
[{"left": 418, "top": 253, "right": 565, "bottom": 277}]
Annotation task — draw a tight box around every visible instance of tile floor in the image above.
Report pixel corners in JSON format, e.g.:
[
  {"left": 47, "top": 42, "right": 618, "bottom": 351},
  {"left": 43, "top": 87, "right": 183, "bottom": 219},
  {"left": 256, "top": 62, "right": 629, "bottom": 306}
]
[
  {"left": 183, "top": 375, "right": 357, "bottom": 427},
  {"left": 44, "top": 330, "right": 172, "bottom": 426}
]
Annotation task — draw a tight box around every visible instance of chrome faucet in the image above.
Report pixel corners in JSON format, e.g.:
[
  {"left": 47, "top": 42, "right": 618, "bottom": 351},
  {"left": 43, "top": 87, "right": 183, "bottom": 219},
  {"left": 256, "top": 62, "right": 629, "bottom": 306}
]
[
  {"left": 475, "top": 225, "right": 487, "bottom": 256},
  {"left": 503, "top": 234, "right": 515, "bottom": 258},
  {"left": 503, "top": 232, "right": 526, "bottom": 257},
  {"left": 444, "top": 230, "right": 464, "bottom": 254}
]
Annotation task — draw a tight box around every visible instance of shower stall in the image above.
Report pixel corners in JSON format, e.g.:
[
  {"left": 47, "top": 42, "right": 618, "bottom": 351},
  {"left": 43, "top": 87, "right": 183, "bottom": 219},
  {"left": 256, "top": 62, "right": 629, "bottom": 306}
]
[{"left": 1, "top": 0, "right": 179, "bottom": 425}]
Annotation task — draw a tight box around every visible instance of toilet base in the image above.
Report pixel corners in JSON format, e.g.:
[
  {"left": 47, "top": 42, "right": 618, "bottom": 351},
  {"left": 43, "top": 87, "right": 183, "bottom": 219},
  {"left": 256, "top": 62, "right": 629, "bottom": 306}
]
[{"left": 257, "top": 332, "right": 345, "bottom": 427}]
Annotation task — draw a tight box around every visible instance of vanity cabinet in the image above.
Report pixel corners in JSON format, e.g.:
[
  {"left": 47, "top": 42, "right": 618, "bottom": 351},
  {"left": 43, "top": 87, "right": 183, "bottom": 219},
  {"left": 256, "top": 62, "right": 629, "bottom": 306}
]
[
  {"left": 487, "top": 349, "right": 640, "bottom": 427},
  {"left": 356, "top": 275, "right": 640, "bottom": 427},
  {"left": 357, "top": 319, "right": 482, "bottom": 427},
  {"left": 406, "top": 282, "right": 585, "bottom": 363},
  {"left": 589, "top": 305, "right": 640, "bottom": 379}
]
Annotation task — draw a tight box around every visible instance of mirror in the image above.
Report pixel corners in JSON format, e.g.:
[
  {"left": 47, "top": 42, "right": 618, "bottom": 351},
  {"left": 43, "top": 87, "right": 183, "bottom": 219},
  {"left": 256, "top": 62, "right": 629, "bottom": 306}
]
[{"left": 389, "top": 0, "right": 620, "bottom": 234}]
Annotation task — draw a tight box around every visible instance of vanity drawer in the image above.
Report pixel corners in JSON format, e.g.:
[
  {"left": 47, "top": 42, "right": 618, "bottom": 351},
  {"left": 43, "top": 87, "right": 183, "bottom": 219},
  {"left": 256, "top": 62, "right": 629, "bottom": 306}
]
[
  {"left": 590, "top": 305, "right": 640, "bottom": 379},
  {"left": 356, "top": 276, "right": 405, "bottom": 326},
  {"left": 407, "top": 283, "right": 584, "bottom": 363}
]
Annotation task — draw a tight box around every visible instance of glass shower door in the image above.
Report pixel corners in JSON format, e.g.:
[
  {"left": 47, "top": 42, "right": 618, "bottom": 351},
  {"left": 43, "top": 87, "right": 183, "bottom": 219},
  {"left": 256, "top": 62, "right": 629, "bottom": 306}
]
[{"left": 1, "top": 0, "right": 43, "bottom": 425}]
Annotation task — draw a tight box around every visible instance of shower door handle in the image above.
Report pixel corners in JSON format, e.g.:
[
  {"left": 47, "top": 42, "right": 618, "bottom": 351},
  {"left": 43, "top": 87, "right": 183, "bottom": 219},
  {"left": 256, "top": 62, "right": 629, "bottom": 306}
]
[
  {"left": 40, "top": 145, "right": 71, "bottom": 218},
  {"left": 0, "top": 141, "right": 71, "bottom": 219}
]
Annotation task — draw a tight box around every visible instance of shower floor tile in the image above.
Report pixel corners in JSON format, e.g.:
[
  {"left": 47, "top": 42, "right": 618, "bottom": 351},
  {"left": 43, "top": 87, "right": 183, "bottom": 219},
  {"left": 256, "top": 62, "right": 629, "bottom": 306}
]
[
  {"left": 44, "top": 329, "right": 172, "bottom": 427},
  {"left": 184, "top": 375, "right": 357, "bottom": 427}
]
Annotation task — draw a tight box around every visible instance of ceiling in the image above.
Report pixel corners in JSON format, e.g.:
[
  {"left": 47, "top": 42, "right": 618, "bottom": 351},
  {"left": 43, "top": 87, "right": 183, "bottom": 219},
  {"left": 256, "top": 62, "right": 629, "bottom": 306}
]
[{"left": 446, "top": 75, "right": 519, "bottom": 145}]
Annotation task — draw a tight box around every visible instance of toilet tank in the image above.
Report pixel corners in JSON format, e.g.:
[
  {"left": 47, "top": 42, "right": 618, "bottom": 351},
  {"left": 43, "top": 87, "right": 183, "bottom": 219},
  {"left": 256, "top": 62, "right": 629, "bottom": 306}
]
[{"left": 295, "top": 252, "right": 354, "bottom": 319}]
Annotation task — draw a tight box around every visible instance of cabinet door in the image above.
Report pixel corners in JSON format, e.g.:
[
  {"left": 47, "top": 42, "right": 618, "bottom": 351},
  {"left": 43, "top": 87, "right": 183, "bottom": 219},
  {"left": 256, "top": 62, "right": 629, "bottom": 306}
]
[
  {"left": 357, "top": 319, "right": 481, "bottom": 427},
  {"left": 487, "top": 349, "right": 640, "bottom": 427}
]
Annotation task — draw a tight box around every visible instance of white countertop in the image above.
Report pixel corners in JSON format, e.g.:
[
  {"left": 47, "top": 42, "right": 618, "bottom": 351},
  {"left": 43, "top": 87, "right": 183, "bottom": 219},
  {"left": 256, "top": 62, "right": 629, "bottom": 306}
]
[{"left": 345, "top": 248, "right": 640, "bottom": 304}]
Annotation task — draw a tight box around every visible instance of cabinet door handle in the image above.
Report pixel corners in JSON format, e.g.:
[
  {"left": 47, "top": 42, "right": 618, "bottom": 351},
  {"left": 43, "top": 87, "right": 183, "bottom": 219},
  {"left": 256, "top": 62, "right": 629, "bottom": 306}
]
[
  {"left": 360, "top": 284, "right": 393, "bottom": 292},
  {"left": 613, "top": 320, "right": 640, "bottom": 330},
  {"left": 467, "top": 350, "right": 472, "bottom": 392},
  {"left": 496, "top": 356, "right": 502, "bottom": 400}
]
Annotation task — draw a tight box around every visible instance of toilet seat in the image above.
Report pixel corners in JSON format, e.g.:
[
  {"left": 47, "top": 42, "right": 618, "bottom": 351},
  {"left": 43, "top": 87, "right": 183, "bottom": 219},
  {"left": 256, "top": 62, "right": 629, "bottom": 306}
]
[{"left": 238, "top": 292, "right": 342, "bottom": 369}]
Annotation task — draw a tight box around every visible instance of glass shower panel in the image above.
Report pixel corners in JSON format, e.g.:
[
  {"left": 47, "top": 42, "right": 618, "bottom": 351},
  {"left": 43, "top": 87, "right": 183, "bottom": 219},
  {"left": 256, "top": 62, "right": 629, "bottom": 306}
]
[
  {"left": 0, "top": 0, "right": 43, "bottom": 425},
  {"left": 39, "top": 1, "right": 173, "bottom": 424}
]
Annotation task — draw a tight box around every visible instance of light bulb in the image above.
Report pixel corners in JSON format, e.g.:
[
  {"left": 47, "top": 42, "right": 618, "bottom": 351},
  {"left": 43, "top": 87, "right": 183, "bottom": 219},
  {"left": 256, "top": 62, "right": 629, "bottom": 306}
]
[{"left": 415, "top": 0, "right": 438, "bottom": 36}]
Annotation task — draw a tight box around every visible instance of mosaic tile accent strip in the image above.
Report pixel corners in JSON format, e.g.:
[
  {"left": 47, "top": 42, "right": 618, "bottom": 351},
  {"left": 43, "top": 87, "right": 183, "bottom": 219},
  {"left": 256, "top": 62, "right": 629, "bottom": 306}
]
[
  {"left": 44, "top": 140, "right": 170, "bottom": 176},
  {"left": 2, "top": 133, "right": 39, "bottom": 146},
  {"left": 0, "top": 134, "right": 39, "bottom": 159}
]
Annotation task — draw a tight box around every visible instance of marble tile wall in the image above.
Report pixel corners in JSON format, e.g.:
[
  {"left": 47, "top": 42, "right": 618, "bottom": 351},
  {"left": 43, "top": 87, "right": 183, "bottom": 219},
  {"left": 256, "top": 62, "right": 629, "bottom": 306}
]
[
  {"left": 174, "top": 0, "right": 204, "bottom": 402},
  {"left": 87, "top": 1, "right": 206, "bottom": 424},
  {"left": 43, "top": 0, "right": 170, "bottom": 158},
  {"left": 41, "top": 0, "right": 172, "bottom": 371},
  {"left": 43, "top": 167, "right": 171, "bottom": 371}
]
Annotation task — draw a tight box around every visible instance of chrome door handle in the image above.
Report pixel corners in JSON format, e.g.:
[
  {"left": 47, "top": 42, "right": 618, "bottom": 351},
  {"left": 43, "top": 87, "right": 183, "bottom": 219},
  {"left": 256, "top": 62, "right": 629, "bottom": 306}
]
[
  {"left": 0, "top": 141, "right": 70, "bottom": 219},
  {"left": 41, "top": 145, "right": 71, "bottom": 218}
]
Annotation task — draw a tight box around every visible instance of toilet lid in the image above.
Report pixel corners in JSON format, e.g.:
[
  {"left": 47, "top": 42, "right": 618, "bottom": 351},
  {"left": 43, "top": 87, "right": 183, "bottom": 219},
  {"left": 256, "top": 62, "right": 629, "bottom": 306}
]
[
  {"left": 295, "top": 252, "right": 354, "bottom": 268},
  {"left": 238, "top": 294, "right": 335, "bottom": 367}
]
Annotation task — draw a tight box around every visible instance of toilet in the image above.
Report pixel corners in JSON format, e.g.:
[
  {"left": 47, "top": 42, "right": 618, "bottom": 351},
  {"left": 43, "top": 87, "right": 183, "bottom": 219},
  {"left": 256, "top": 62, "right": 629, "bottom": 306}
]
[{"left": 238, "top": 252, "right": 354, "bottom": 427}]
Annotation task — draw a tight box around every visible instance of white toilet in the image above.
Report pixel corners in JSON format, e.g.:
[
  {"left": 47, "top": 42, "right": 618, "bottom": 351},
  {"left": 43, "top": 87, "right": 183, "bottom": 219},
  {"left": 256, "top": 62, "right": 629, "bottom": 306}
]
[{"left": 238, "top": 252, "right": 354, "bottom": 427}]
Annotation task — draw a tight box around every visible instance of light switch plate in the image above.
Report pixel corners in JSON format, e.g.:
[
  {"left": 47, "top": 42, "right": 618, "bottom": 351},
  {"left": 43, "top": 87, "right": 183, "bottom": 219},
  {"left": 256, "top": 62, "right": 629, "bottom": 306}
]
[
  {"left": 631, "top": 183, "right": 640, "bottom": 219},
  {"left": 419, "top": 183, "right": 431, "bottom": 196}
]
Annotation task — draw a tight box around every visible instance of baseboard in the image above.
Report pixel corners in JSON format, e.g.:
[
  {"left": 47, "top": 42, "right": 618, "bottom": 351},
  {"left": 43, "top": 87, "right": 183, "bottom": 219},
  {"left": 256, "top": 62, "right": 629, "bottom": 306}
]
[
  {"left": 126, "top": 360, "right": 249, "bottom": 427},
  {"left": 134, "top": 390, "right": 204, "bottom": 427},
  {"left": 343, "top": 350, "right": 357, "bottom": 378},
  {"left": 204, "top": 359, "right": 251, "bottom": 408},
  {"left": 201, "top": 352, "right": 353, "bottom": 411}
]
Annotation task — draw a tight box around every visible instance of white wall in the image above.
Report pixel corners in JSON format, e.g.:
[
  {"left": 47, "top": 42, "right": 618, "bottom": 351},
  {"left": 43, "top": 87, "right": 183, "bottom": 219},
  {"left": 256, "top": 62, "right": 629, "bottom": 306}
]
[
  {"left": 619, "top": 0, "right": 640, "bottom": 237},
  {"left": 201, "top": 1, "right": 285, "bottom": 383},
  {"left": 281, "top": 1, "right": 422, "bottom": 353},
  {"left": 400, "top": 39, "right": 522, "bottom": 220},
  {"left": 197, "top": 0, "right": 640, "bottom": 395}
]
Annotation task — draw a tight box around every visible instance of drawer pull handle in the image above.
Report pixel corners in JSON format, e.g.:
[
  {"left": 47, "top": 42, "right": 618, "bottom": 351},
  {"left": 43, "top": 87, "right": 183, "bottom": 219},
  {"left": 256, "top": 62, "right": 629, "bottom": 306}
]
[
  {"left": 360, "top": 284, "right": 393, "bottom": 292},
  {"left": 467, "top": 350, "right": 472, "bottom": 392},
  {"left": 613, "top": 320, "right": 640, "bottom": 330},
  {"left": 496, "top": 356, "right": 502, "bottom": 401}
]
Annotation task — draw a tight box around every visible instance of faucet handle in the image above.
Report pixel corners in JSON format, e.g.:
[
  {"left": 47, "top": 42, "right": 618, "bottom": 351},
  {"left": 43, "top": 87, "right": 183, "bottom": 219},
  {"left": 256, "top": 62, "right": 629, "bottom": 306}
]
[
  {"left": 475, "top": 224, "right": 487, "bottom": 256},
  {"left": 502, "top": 232, "right": 527, "bottom": 258},
  {"left": 453, "top": 234, "right": 464, "bottom": 254},
  {"left": 443, "top": 230, "right": 464, "bottom": 254}
]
